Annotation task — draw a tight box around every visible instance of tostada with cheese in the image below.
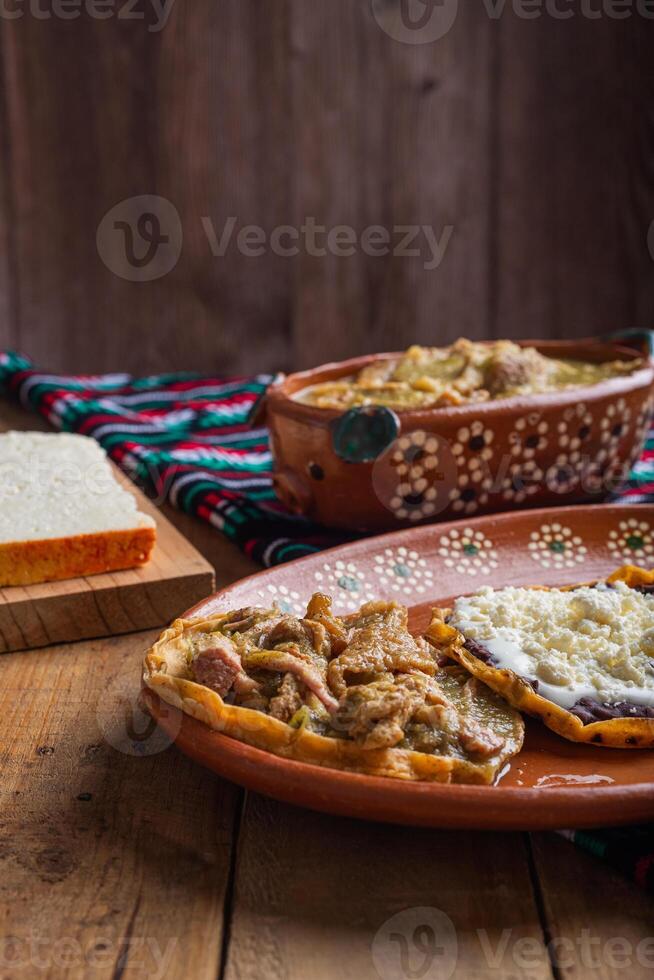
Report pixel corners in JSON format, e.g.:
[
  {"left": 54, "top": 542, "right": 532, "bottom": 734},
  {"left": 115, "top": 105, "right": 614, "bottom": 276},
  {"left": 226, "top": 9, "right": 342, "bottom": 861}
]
[
  {"left": 426, "top": 565, "right": 654, "bottom": 748},
  {"left": 144, "top": 593, "right": 524, "bottom": 783}
]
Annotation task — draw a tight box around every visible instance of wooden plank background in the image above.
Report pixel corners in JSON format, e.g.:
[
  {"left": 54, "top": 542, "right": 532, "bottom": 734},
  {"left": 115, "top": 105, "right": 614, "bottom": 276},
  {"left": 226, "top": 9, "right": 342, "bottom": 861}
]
[{"left": 0, "top": 0, "right": 652, "bottom": 377}]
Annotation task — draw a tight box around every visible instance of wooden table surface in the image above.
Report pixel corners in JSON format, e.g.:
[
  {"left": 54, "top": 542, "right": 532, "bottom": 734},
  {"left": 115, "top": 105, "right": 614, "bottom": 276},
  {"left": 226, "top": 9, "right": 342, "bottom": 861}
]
[{"left": 1, "top": 402, "right": 653, "bottom": 980}]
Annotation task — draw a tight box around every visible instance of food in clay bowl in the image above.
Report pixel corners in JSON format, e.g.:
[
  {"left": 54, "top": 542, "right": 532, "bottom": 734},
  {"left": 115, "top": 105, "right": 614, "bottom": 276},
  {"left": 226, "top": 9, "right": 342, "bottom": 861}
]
[{"left": 259, "top": 333, "right": 654, "bottom": 532}]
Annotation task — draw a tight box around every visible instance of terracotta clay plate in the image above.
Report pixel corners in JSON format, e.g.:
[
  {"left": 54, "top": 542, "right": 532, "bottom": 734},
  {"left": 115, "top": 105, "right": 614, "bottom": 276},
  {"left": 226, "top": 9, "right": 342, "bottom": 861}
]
[{"left": 143, "top": 504, "right": 654, "bottom": 830}]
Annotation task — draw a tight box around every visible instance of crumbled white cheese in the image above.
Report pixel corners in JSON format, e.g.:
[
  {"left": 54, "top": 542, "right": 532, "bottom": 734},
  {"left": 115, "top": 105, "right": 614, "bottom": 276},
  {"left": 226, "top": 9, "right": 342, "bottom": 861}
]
[{"left": 450, "top": 581, "right": 654, "bottom": 709}]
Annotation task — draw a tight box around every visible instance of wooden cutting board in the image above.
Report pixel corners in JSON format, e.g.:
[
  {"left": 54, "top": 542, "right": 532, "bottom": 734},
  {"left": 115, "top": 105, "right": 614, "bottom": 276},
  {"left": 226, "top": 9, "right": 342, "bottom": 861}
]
[{"left": 0, "top": 466, "right": 215, "bottom": 653}]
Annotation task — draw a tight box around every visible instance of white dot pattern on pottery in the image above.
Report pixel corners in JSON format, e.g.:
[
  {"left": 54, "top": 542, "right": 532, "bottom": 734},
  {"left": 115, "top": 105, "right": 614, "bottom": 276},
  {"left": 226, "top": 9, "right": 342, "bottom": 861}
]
[
  {"left": 314, "top": 560, "right": 375, "bottom": 611},
  {"left": 556, "top": 403, "right": 594, "bottom": 460},
  {"left": 509, "top": 412, "right": 549, "bottom": 460},
  {"left": 386, "top": 431, "right": 444, "bottom": 521},
  {"left": 256, "top": 583, "right": 306, "bottom": 615},
  {"left": 544, "top": 453, "right": 585, "bottom": 495},
  {"left": 607, "top": 519, "right": 654, "bottom": 566},
  {"left": 451, "top": 421, "right": 495, "bottom": 467},
  {"left": 372, "top": 546, "right": 435, "bottom": 596},
  {"left": 437, "top": 528, "right": 499, "bottom": 576},
  {"left": 501, "top": 459, "right": 544, "bottom": 503},
  {"left": 527, "top": 523, "right": 587, "bottom": 569},
  {"left": 597, "top": 398, "right": 631, "bottom": 465}
]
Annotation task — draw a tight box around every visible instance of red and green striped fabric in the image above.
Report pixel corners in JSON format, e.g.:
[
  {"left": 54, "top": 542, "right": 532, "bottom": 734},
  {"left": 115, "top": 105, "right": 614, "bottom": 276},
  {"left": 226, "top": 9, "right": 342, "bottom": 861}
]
[
  {"left": 0, "top": 350, "right": 348, "bottom": 566},
  {"left": 2, "top": 346, "right": 654, "bottom": 560},
  {"left": 2, "top": 348, "right": 654, "bottom": 895},
  {"left": 557, "top": 828, "right": 654, "bottom": 896}
]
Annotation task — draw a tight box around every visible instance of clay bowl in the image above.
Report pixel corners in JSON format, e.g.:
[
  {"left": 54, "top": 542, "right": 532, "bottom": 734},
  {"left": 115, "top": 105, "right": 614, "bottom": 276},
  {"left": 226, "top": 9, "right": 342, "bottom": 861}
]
[{"left": 261, "top": 335, "right": 654, "bottom": 533}]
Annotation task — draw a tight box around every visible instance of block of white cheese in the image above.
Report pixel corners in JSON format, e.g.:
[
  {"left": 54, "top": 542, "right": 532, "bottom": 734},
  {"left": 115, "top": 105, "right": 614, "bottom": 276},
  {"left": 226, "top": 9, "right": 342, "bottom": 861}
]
[{"left": 0, "top": 431, "right": 156, "bottom": 586}]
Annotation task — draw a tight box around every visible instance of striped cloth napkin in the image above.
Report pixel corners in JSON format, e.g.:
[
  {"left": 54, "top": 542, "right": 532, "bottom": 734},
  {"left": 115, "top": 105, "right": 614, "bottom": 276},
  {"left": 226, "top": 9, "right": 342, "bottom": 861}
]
[
  {"left": 0, "top": 350, "right": 347, "bottom": 566},
  {"left": 557, "top": 828, "right": 654, "bottom": 894},
  {"left": 1, "top": 347, "right": 653, "bottom": 894}
]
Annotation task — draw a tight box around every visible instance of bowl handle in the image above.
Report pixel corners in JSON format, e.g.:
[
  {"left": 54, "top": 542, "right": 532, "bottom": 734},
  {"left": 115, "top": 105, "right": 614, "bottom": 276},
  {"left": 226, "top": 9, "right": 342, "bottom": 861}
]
[
  {"left": 247, "top": 372, "right": 286, "bottom": 427},
  {"left": 331, "top": 406, "right": 400, "bottom": 464},
  {"left": 600, "top": 328, "right": 654, "bottom": 359},
  {"left": 273, "top": 469, "right": 313, "bottom": 516}
]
